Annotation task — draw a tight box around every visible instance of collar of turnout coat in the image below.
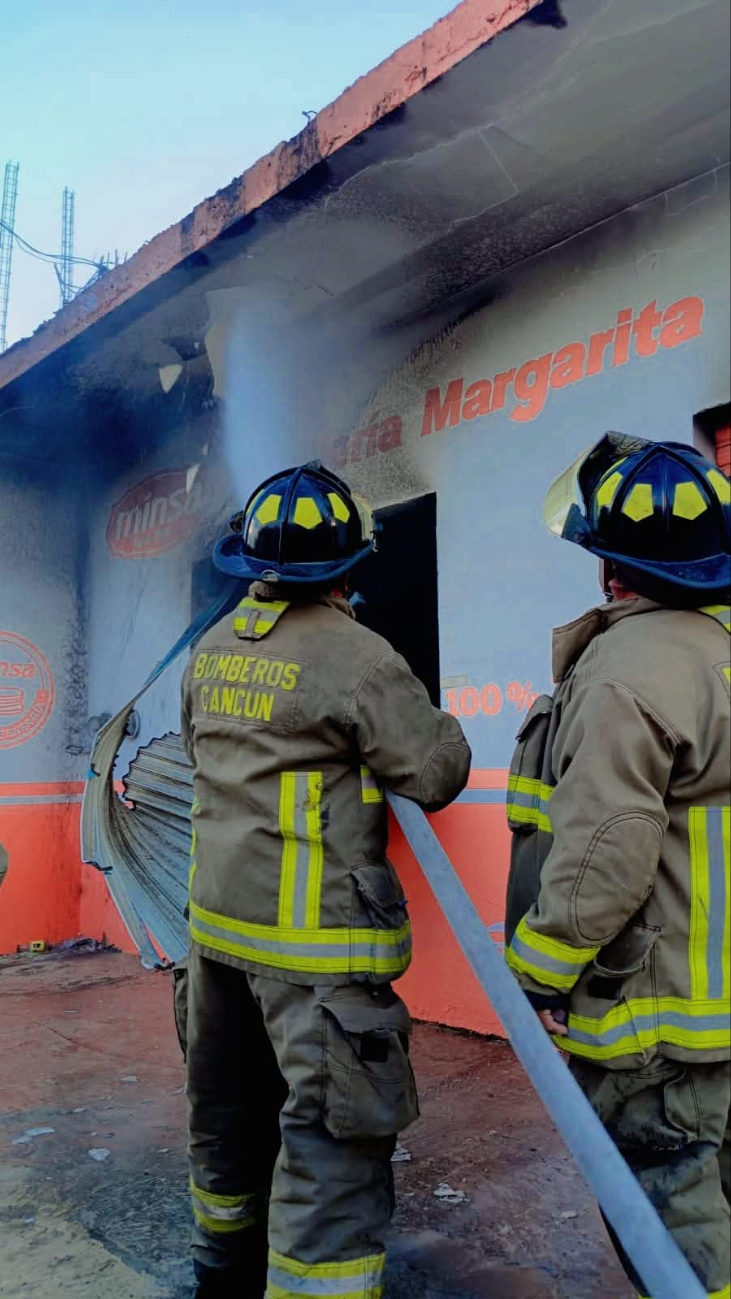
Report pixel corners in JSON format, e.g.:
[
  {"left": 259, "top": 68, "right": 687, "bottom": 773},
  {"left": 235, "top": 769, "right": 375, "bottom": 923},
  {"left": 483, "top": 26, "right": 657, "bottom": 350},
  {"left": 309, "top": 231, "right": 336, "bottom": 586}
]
[
  {"left": 552, "top": 597, "right": 664, "bottom": 682},
  {"left": 248, "top": 581, "right": 356, "bottom": 622}
]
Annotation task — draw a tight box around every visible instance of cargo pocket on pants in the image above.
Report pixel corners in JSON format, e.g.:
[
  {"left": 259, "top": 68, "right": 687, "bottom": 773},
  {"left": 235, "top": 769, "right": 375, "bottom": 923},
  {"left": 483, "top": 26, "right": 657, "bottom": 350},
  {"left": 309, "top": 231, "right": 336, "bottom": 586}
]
[
  {"left": 319, "top": 985, "right": 420, "bottom": 1141},
  {"left": 662, "top": 1070, "right": 702, "bottom": 1147}
]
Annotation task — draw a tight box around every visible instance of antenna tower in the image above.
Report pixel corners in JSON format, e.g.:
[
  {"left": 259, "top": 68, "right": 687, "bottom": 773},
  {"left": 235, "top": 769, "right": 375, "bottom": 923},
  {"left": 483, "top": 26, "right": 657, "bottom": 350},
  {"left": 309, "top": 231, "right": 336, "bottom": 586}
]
[
  {"left": 59, "top": 187, "right": 76, "bottom": 306},
  {"left": 0, "top": 161, "right": 19, "bottom": 353}
]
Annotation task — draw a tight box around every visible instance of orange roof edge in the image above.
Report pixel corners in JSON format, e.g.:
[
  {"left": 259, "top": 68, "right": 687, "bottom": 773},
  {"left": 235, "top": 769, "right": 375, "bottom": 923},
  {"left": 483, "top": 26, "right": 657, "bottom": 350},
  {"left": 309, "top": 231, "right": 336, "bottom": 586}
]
[{"left": 0, "top": 0, "right": 539, "bottom": 392}]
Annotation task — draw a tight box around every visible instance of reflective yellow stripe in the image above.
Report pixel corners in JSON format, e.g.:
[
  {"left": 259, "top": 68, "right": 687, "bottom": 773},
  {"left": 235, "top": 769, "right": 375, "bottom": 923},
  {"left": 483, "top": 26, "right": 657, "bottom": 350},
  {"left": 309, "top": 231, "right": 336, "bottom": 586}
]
[
  {"left": 270, "top": 1250, "right": 387, "bottom": 1279},
  {"left": 189, "top": 898, "right": 412, "bottom": 977},
  {"left": 193, "top": 1208, "right": 256, "bottom": 1234},
  {"left": 278, "top": 772, "right": 324, "bottom": 930},
  {"left": 506, "top": 803, "right": 553, "bottom": 833},
  {"left": 507, "top": 916, "right": 599, "bottom": 991},
  {"left": 507, "top": 948, "right": 580, "bottom": 991},
  {"left": 563, "top": 995, "right": 731, "bottom": 1061},
  {"left": 689, "top": 808, "right": 731, "bottom": 1003},
  {"left": 190, "top": 902, "right": 409, "bottom": 947},
  {"left": 361, "top": 766, "right": 384, "bottom": 805},
  {"left": 267, "top": 1249, "right": 386, "bottom": 1298},
  {"left": 690, "top": 808, "right": 712, "bottom": 1000},
  {"left": 305, "top": 772, "right": 324, "bottom": 929},
  {"left": 233, "top": 597, "right": 290, "bottom": 638},
  {"left": 508, "top": 775, "right": 554, "bottom": 800},
  {"left": 191, "top": 1181, "right": 253, "bottom": 1210},
  {"left": 507, "top": 775, "right": 553, "bottom": 833},
  {"left": 701, "top": 605, "right": 731, "bottom": 631},
  {"left": 278, "top": 773, "right": 298, "bottom": 927},
  {"left": 190, "top": 1177, "right": 259, "bottom": 1235},
  {"left": 237, "top": 599, "right": 289, "bottom": 614},
  {"left": 189, "top": 925, "right": 411, "bottom": 975},
  {"left": 268, "top": 1289, "right": 384, "bottom": 1299}
]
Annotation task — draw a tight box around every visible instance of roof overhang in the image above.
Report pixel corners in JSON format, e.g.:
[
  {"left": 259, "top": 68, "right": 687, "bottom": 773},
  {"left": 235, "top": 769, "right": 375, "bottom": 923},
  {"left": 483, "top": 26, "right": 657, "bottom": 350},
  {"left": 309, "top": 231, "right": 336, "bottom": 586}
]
[{"left": 1, "top": 0, "right": 728, "bottom": 463}]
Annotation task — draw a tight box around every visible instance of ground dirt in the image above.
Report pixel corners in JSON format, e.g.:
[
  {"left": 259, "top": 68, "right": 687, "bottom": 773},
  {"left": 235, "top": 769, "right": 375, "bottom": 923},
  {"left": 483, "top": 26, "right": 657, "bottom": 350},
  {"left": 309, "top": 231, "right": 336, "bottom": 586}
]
[{"left": 0, "top": 950, "right": 633, "bottom": 1298}]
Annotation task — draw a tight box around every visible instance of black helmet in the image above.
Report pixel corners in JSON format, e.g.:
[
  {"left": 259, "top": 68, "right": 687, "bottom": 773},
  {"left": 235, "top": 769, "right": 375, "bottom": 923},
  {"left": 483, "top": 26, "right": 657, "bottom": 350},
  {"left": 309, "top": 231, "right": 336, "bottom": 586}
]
[
  {"left": 544, "top": 433, "right": 730, "bottom": 596},
  {"left": 213, "top": 462, "right": 375, "bottom": 585}
]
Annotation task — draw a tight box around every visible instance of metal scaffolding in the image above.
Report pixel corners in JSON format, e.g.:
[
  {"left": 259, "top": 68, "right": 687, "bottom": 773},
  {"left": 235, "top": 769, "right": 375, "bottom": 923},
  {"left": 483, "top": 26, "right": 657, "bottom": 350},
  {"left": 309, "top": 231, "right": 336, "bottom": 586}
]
[
  {"left": 59, "top": 187, "right": 76, "bottom": 307},
  {"left": 0, "top": 161, "right": 19, "bottom": 353}
]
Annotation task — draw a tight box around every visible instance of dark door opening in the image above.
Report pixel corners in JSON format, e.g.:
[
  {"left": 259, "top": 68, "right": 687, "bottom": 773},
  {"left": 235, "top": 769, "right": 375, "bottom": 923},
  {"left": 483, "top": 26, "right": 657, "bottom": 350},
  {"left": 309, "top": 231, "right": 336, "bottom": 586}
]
[
  {"left": 190, "top": 493, "right": 441, "bottom": 705},
  {"left": 352, "top": 493, "right": 440, "bottom": 706}
]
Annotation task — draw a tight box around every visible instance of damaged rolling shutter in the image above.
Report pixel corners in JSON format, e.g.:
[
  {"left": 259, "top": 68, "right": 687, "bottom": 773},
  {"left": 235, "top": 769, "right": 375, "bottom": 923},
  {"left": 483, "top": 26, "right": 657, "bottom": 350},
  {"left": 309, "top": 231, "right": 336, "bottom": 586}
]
[{"left": 81, "top": 588, "right": 238, "bottom": 968}]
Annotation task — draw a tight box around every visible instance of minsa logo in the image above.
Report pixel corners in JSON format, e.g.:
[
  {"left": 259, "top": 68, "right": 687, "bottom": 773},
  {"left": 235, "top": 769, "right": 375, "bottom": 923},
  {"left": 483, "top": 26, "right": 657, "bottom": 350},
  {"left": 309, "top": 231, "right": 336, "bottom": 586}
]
[
  {"left": 0, "top": 632, "right": 55, "bottom": 750},
  {"left": 107, "top": 468, "right": 206, "bottom": 559}
]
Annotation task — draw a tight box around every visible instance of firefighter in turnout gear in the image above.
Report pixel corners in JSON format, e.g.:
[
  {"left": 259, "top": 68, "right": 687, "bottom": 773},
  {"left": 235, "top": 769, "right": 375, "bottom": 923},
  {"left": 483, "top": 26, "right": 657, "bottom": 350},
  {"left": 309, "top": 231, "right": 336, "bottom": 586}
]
[
  {"left": 505, "top": 435, "right": 731, "bottom": 1299},
  {"left": 180, "top": 463, "right": 471, "bottom": 1298}
]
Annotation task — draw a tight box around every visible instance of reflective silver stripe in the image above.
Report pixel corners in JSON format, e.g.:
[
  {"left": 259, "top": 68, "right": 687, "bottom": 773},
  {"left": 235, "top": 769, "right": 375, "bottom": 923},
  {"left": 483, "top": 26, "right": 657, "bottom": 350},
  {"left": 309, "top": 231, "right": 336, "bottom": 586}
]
[
  {"left": 192, "top": 1196, "right": 254, "bottom": 1222},
  {"left": 191, "top": 912, "right": 412, "bottom": 967},
  {"left": 360, "top": 766, "right": 384, "bottom": 804},
  {"left": 706, "top": 809, "right": 729, "bottom": 1000},
  {"left": 291, "top": 774, "right": 313, "bottom": 929},
  {"left": 267, "top": 1265, "right": 384, "bottom": 1295},
  {"left": 509, "top": 934, "right": 586, "bottom": 980},
  {"left": 567, "top": 1008, "right": 730, "bottom": 1049},
  {"left": 507, "top": 788, "right": 551, "bottom": 813}
]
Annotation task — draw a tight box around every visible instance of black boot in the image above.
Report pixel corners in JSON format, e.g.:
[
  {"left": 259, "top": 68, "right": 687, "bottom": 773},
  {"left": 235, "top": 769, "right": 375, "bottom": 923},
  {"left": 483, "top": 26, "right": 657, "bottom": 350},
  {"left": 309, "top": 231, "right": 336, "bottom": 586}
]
[{"left": 193, "top": 1259, "right": 266, "bottom": 1298}]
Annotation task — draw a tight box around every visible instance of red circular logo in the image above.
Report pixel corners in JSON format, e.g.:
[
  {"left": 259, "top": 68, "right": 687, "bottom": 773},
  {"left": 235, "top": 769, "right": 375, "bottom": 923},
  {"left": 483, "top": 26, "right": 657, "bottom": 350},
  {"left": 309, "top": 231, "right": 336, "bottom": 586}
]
[{"left": 0, "top": 632, "right": 55, "bottom": 750}]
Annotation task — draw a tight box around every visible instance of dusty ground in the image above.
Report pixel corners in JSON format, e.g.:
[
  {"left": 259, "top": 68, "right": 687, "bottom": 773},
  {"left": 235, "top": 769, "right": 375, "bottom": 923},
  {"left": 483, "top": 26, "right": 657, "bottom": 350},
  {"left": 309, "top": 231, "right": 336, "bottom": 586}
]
[{"left": 0, "top": 949, "right": 633, "bottom": 1299}]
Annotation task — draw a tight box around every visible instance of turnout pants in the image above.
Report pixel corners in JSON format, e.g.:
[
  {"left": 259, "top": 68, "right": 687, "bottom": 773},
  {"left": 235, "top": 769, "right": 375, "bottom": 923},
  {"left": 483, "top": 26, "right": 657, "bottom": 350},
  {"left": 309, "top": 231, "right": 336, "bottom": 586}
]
[
  {"left": 185, "top": 947, "right": 419, "bottom": 1296},
  {"left": 571, "top": 1058, "right": 731, "bottom": 1299}
]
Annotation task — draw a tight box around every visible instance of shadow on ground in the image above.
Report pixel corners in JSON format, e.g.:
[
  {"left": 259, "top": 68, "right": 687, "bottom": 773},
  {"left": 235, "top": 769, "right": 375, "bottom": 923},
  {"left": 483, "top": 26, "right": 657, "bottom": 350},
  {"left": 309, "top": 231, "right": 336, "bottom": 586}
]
[{"left": 0, "top": 950, "right": 632, "bottom": 1298}]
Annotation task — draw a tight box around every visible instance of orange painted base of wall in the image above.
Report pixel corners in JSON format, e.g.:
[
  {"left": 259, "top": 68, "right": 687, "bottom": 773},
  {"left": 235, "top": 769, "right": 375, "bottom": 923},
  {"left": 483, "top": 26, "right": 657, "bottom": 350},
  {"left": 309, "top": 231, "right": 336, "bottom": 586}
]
[
  {"left": 0, "top": 801, "right": 81, "bottom": 952},
  {"left": 392, "top": 805, "right": 510, "bottom": 1037},
  {"left": 0, "top": 789, "right": 135, "bottom": 956},
  {"left": 80, "top": 863, "right": 137, "bottom": 953},
  {"left": 0, "top": 787, "right": 511, "bottom": 1036}
]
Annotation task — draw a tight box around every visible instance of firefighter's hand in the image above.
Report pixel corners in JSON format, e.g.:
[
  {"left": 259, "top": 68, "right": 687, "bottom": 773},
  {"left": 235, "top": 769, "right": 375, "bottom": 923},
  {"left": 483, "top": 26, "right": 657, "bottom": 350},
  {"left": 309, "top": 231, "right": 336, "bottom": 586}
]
[{"left": 537, "top": 1008, "right": 569, "bottom": 1037}]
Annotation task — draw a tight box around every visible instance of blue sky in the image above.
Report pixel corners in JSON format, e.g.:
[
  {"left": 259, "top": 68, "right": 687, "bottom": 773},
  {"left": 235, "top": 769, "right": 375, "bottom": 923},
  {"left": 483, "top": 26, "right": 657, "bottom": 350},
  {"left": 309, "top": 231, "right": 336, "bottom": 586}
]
[{"left": 4, "top": 1, "right": 451, "bottom": 346}]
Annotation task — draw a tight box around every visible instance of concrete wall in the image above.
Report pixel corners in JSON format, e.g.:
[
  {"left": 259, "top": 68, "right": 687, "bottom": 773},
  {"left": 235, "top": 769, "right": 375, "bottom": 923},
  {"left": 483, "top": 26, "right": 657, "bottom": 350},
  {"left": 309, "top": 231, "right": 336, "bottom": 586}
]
[
  {"left": 2, "top": 168, "right": 728, "bottom": 1032},
  {"left": 0, "top": 453, "right": 89, "bottom": 950}
]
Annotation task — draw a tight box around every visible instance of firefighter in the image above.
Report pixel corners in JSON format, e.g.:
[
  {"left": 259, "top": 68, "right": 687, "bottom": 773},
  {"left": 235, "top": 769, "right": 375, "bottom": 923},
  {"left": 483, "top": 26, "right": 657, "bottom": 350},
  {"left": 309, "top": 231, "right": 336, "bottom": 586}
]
[
  {"left": 180, "top": 462, "right": 471, "bottom": 1298},
  {"left": 505, "top": 433, "right": 731, "bottom": 1299}
]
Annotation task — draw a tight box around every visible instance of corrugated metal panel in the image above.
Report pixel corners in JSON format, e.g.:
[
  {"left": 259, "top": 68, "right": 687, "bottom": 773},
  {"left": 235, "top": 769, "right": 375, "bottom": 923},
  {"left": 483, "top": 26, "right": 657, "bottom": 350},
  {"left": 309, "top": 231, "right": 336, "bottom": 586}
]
[
  {"left": 83, "top": 731, "right": 192, "bottom": 968},
  {"left": 81, "top": 587, "right": 239, "bottom": 967}
]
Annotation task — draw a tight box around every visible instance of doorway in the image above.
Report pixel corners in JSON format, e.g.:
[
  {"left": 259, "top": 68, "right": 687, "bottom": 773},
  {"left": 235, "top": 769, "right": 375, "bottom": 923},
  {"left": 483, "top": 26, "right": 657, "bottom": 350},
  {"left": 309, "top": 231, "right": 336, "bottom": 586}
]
[{"left": 353, "top": 493, "right": 440, "bottom": 706}]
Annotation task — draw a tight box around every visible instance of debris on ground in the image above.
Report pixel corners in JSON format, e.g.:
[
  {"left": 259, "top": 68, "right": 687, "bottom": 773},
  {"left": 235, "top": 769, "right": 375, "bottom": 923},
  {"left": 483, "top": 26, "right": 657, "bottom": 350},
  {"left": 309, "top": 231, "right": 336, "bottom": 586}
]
[
  {"left": 12, "top": 1127, "right": 55, "bottom": 1144},
  {"left": 392, "top": 1145, "right": 412, "bottom": 1164},
  {"left": 434, "top": 1182, "right": 468, "bottom": 1205},
  {"left": 88, "top": 1148, "right": 111, "bottom": 1162},
  {"left": 55, "top": 937, "right": 109, "bottom": 954}
]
